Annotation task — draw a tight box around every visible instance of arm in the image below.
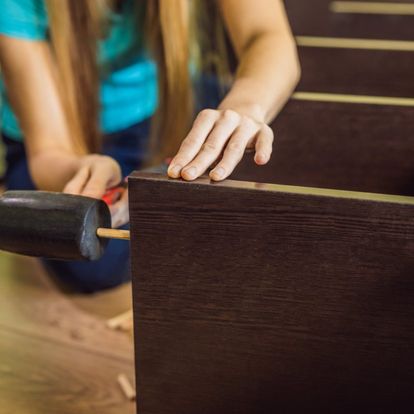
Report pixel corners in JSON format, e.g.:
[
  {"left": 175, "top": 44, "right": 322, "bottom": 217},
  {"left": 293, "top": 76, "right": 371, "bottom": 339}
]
[
  {"left": 219, "top": 0, "right": 300, "bottom": 123},
  {"left": 0, "top": 36, "right": 121, "bottom": 195},
  {"left": 168, "top": 0, "right": 300, "bottom": 181}
]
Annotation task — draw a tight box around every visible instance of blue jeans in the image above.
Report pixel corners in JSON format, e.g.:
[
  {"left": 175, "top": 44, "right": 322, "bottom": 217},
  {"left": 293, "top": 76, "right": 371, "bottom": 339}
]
[{"left": 2, "top": 119, "right": 151, "bottom": 293}]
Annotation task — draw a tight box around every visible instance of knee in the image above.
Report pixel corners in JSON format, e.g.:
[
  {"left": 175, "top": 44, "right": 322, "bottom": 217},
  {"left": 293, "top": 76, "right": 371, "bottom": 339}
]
[{"left": 43, "top": 239, "right": 131, "bottom": 293}]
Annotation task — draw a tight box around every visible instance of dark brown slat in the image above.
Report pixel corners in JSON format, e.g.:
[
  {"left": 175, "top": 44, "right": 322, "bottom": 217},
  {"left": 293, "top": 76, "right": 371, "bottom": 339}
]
[
  {"left": 232, "top": 100, "right": 414, "bottom": 196},
  {"left": 286, "top": 0, "right": 414, "bottom": 39},
  {"left": 129, "top": 172, "right": 414, "bottom": 414},
  {"left": 0, "top": 326, "right": 135, "bottom": 414},
  {"left": 297, "top": 46, "right": 414, "bottom": 97}
]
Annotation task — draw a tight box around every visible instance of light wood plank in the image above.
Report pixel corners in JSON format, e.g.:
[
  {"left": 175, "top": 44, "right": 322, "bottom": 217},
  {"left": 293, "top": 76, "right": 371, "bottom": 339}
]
[
  {"left": 296, "top": 36, "right": 414, "bottom": 51},
  {"left": 292, "top": 91, "right": 414, "bottom": 106},
  {"left": 0, "top": 327, "right": 135, "bottom": 414},
  {"left": 331, "top": 1, "right": 414, "bottom": 15},
  {"left": 0, "top": 253, "right": 134, "bottom": 361}
]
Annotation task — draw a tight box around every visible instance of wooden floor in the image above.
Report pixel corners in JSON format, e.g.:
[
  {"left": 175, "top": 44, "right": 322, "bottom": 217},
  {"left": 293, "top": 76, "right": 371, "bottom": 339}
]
[{"left": 0, "top": 251, "right": 136, "bottom": 414}]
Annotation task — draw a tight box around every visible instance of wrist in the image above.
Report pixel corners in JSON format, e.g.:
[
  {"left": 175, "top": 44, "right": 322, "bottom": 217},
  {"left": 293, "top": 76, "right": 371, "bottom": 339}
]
[
  {"left": 218, "top": 79, "right": 267, "bottom": 122},
  {"left": 218, "top": 101, "right": 266, "bottom": 123},
  {"left": 28, "top": 150, "right": 82, "bottom": 191}
]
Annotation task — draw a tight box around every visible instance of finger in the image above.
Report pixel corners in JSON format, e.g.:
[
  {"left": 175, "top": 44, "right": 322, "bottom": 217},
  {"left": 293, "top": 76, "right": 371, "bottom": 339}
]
[
  {"left": 168, "top": 109, "right": 219, "bottom": 178},
  {"left": 254, "top": 125, "right": 274, "bottom": 165},
  {"left": 209, "top": 122, "right": 259, "bottom": 181},
  {"left": 63, "top": 166, "right": 90, "bottom": 195},
  {"left": 181, "top": 110, "right": 242, "bottom": 181},
  {"left": 110, "top": 191, "right": 129, "bottom": 228},
  {"left": 82, "top": 161, "right": 121, "bottom": 199},
  {"left": 108, "top": 189, "right": 127, "bottom": 217}
]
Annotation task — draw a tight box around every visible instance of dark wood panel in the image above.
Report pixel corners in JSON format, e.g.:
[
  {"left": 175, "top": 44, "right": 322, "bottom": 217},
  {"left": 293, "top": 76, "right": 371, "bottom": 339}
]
[
  {"left": 232, "top": 100, "right": 414, "bottom": 196},
  {"left": 129, "top": 172, "right": 414, "bottom": 414},
  {"left": 286, "top": 0, "right": 414, "bottom": 39},
  {"left": 297, "top": 46, "right": 414, "bottom": 96}
]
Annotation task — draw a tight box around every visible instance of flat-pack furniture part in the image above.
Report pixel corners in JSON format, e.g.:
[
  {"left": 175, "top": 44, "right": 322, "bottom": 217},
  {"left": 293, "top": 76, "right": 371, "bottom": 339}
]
[{"left": 129, "top": 170, "right": 414, "bottom": 414}]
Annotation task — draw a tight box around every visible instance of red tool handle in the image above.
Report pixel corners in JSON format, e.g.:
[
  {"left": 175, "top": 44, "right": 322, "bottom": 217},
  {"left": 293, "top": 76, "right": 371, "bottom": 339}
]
[
  {"left": 102, "top": 157, "right": 171, "bottom": 206},
  {"left": 102, "top": 179, "right": 128, "bottom": 206}
]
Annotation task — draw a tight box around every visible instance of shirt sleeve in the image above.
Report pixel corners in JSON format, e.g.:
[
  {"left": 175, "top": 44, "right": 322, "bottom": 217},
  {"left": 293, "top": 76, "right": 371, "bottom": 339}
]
[{"left": 0, "top": 0, "right": 48, "bottom": 40}]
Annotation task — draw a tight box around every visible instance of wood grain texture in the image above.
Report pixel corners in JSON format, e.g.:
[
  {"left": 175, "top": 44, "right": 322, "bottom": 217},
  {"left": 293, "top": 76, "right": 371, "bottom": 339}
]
[
  {"left": 0, "top": 252, "right": 135, "bottom": 414},
  {"left": 297, "top": 46, "right": 414, "bottom": 97},
  {"left": 232, "top": 100, "right": 414, "bottom": 196},
  {"left": 286, "top": 0, "right": 414, "bottom": 39},
  {"left": 0, "top": 253, "right": 134, "bottom": 360},
  {"left": 129, "top": 172, "right": 414, "bottom": 414},
  {"left": 0, "top": 327, "right": 135, "bottom": 414}
]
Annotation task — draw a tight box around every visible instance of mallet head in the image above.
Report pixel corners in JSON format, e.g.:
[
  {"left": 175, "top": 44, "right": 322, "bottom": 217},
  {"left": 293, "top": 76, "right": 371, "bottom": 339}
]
[{"left": 0, "top": 191, "right": 111, "bottom": 260}]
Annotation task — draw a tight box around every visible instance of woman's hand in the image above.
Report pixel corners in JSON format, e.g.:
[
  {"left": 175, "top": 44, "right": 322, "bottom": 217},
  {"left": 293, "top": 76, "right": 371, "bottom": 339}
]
[
  {"left": 63, "top": 154, "right": 122, "bottom": 198},
  {"left": 167, "top": 0, "right": 300, "bottom": 182},
  {"left": 109, "top": 189, "right": 129, "bottom": 229},
  {"left": 63, "top": 154, "right": 129, "bottom": 228},
  {"left": 167, "top": 107, "right": 274, "bottom": 181}
]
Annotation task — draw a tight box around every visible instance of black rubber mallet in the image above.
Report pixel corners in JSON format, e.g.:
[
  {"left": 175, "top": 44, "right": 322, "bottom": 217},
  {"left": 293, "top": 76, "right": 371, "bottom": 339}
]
[{"left": 0, "top": 191, "right": 130, "bottom": 261}]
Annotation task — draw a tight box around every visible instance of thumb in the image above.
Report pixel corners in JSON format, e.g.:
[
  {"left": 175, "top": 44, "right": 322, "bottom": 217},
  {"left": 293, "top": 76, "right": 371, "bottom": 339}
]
[
  {"left": 81, "top": 160, "right": 121, "bottom": 199},
  {"left": 63, "top": 166, "right": 90, "bottom": 195},
  {"left": 109, "top": 190, "right": 129, "bottom": 228}
]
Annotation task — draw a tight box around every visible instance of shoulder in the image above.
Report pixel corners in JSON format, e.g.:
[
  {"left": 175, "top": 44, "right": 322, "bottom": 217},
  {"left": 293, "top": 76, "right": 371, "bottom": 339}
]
[{"left": 0, "top": 0, "right": 48, "bottom": 40}]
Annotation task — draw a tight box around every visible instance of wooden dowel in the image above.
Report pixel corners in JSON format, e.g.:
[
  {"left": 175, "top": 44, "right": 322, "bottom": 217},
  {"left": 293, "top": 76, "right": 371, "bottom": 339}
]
[
  {"left": 119, "top": 316, "right": 134, "bottom": 332},
  {"left": 106, "top": 310, "right": 133, "bottom": 330},
  {"left": 117, "top": 373, "right": 136, "bottom": 401},
  {"left": 96, "top": 228, "right": 130, "bottom": 240}
]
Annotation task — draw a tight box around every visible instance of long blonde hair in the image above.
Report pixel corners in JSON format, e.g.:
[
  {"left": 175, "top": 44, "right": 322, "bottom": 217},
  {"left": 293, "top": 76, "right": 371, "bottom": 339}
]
[{"left": 45, "top": 0, "right": 230, "bottom": 161}]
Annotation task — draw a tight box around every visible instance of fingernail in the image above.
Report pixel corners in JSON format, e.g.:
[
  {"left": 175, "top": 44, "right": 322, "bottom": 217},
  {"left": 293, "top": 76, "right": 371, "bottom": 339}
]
[
  {"left": 210, "top": 167, "right": 225, "bottom": 180},
  {"left": 182, "top": 166, "right": 196, "bottom": 180},
  {"left": 255, "top": 154, "right": 267, "bottom": 165},
  {"left": 168, "top": 164, "right": 182, "bottom": 178}
]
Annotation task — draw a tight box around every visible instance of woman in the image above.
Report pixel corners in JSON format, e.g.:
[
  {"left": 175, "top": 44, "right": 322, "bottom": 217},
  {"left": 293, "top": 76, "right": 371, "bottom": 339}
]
[{"left": 0, "top": 0, "right": 300, "bottom": 292}]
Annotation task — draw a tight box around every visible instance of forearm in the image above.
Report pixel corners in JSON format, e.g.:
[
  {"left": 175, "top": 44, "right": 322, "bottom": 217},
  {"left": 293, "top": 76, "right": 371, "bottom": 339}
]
[
  {"left": 219, "top": 32, "right": 300, "bottom": 123},
  {"left": 28, "top": 149, "right": 81, "bottom": 192},
  {"left": 0, "top": 36, "right": 84, "bottom": 191},
  {"left": 168, "top": 0, "right": 298, "bottom": 182}
]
